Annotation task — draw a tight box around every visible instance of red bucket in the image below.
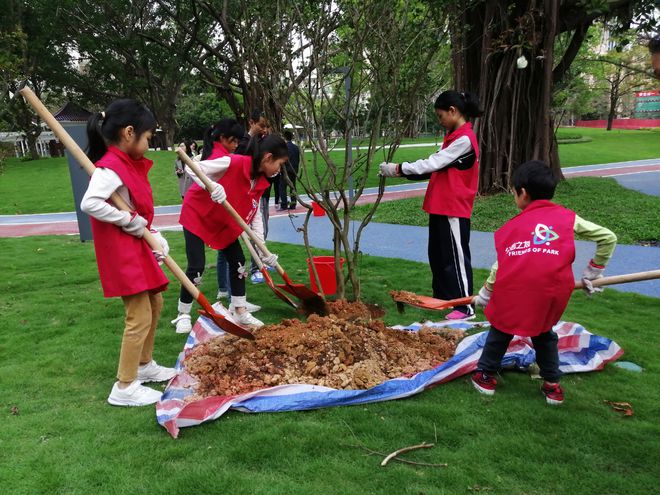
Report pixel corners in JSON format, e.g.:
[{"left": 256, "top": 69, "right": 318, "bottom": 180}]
[
  {"left": 311, "top": 201, "right": 325, "bottom": 216},
  {"left": 307, "top": 256, "right": 345, "bottom": 295}
]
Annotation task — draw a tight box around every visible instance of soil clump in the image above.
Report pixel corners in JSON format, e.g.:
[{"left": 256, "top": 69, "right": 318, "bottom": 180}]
[{"left": 183, "top": 301, "right": 463, "bottom": 398}]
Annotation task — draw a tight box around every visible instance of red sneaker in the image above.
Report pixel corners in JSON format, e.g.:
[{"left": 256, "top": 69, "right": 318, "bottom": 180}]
[
  {"left": 541, "top": 382, "right": 564, "bottom": 405},
  {"left": 471, "top": 371, "right": 497, "bottom": 396}
]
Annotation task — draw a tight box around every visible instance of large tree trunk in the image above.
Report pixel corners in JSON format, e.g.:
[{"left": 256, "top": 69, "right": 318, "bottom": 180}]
[{"left": 453, "top": 0, "right": 563, "bottom": 193}]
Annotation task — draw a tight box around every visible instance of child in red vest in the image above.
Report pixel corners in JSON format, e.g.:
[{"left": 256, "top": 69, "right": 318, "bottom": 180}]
[
  {"left": 81, "top": 99, "right": 176, "bottom": 407},
  {"left": 170, "top": 119, "right": 261, "bottom": 334},
  {"left": 173, "top": 133, "right": 288, "bottom": 329},
  {"left": 380, "top": 90, "right": 483, "bottom": 320},
  {"left": 471, "top": 160, "right": 617, "bottom": 405}
]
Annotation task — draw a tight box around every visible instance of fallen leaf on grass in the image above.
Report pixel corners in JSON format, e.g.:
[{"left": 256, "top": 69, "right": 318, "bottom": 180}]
[
  {"left": 10, "top": 405, "right": 19, "bottom": 415},
  {"left": 604, "top": 400, "right": 634, "bottom": 417}
]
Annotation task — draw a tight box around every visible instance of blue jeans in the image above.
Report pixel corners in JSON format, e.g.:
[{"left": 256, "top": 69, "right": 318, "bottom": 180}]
[{"left": 216, "top": 251, "right": 232, "bottom": 297}]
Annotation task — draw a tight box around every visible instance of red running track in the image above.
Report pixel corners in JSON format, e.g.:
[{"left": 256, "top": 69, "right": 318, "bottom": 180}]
[{"left": 0, "top": 186, "right": 428, "bottom": 238}]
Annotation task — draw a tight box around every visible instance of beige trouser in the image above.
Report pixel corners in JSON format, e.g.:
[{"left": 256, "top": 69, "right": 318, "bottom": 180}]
[{"left": 117, "top": 291, "right": 163, "bottom": 383}]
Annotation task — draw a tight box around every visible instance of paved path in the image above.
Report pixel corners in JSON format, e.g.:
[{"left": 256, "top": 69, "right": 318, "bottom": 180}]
[
  {"left": 266, "top": 215, "right": 660, "bottom": 299},
  {"left": 1, "top": 159, "right": 658, "bottom": 298},
  {"left": 562, "top": 159, "right": 660, "bottom": 196}
]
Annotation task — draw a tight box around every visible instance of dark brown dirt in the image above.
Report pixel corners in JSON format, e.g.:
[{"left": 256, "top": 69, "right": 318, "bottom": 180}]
[
  {"left": 389, "top": 290, "right": 424, "bottom": 305},
  {"left": 183, "top": 301, "right": 463, "bottom": 398}
]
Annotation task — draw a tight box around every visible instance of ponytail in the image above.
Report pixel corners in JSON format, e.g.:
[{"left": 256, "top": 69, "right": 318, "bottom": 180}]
[
  {"left": 434, "top": 90, "right": 483, "bottom": 119},
  {"left": 86, "top": 112, "right": 107, "bottom": 163},
  {"left": 201, "top": 125, "right": 215, "bottom": 160},
  {"left": 201, "top": 117, "right": 244, "bottom": 160},
  {"left": 85, "top": 99, "right": 156, "bottom": 162},
  {"left": 247, "top": 133, "right": 288, "bottom": 179}
]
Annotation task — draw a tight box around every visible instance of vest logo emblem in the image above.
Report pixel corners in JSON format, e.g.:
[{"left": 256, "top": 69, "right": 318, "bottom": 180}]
[{"left": 532, "top": 223, "right": 559, "bottom": 246}]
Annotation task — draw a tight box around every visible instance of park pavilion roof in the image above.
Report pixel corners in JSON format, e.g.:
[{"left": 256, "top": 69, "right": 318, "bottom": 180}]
[{"left": 53, "top": 102, "right": 92, "bottom": 122}]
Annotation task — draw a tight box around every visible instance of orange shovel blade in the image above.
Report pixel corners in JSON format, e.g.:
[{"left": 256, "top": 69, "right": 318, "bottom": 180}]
[
  {"left": 195, "top": 293, "right": 254, "bottom": 339},
  {"left": 390, "top": 290, "right": 474, "bottom": 312},
  {"left": 197, "top": 309, "right": 255, "bottom": 340},
  {"left": 261, "top": 267, "right": 298, "bottom": 309}
]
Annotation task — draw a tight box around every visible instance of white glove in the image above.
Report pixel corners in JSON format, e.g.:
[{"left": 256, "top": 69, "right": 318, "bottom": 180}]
[
  {"left": 210, "top": 183, "right": 227, "bottom": 204},
  {"left": 121, "top": 212, "right": 148, "bottom": 237},
  {"left": 378, "top": 162, "right": 400, "bottom": 177},
  {"left": 261, "top": 252, "right": 279, "bottom": 268},
  {"left": 150, "top": 229, "right": 169, "bottom": 264},
  {"left": 581, "top": 260, "right": 605, "bottom": 295},
  {"left": 473, "top": 286, "right": 492, "bottom": 308}
]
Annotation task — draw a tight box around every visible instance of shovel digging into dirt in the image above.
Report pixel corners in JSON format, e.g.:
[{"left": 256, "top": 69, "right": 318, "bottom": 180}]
[
  {"left": 176, "top": 149, "right": 329, "bottom": 316},
  {"left": 19, "top": 86, "right": 254, "bottom": 340},
  {"left": 240, "top": 232, "right": 299, "bottom": 310},
  {"left": 391, "top": 269, "right": 660, "bottom": 313}
]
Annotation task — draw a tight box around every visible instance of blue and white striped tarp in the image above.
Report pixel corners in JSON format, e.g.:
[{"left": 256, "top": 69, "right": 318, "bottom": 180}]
[{"left": 157, "top": 317, "right": 622, "bottom": 438}]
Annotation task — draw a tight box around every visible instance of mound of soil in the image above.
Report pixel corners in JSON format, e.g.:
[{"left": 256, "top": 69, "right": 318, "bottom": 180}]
[{"left": 183, "top": 301, "right": 463, "bottom": 398}]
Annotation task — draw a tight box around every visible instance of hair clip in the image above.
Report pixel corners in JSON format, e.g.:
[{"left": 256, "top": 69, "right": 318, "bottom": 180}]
[{"left": 100, "top": 111, "right": 106, "bottom": 119}]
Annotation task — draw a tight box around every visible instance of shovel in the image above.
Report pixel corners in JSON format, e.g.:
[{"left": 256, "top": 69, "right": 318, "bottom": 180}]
[
  {"left": 176, "top": 149, "right": 329, "bottom": 315},
  {"left": 240, "top": 232, "right": 299, "bottom": 309},
  {"left": 391, "top": 269, "right": 660, "bottom": 313},
  {"left": 19, "top": 86, "right": 254, "bottom": 340}
]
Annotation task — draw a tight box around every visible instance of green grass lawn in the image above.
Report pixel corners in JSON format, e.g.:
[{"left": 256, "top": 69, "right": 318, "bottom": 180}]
[
  {"left": 556, "top": 127, "right": 660, "bottom": 167},
  {"left": 352, "top": 177, "right": 660, "bottom": 245},
  {"left": 1, "top": 234, "right": 659, "bottom": 494},
  {"left": 1, "top": 128, "right": 657, "bottom": 215}
]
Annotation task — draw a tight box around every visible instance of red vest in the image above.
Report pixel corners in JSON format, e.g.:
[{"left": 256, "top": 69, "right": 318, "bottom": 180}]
[
  {"left": 422, "top": 122, "right": 479, "bottom": 218},
  {"left": 179, "top": 144, "right": 270, "bottom": 250},
  {"left": 90, "top": 146, "right": 169, "bottom": 297},
  {"left": 485, "top": 200, "right": 576, "bottom": 336}
]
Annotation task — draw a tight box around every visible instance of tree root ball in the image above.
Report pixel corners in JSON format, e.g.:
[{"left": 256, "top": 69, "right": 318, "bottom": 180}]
[{"left": 183, "top": 301, "right": 463, "bottom": 399}]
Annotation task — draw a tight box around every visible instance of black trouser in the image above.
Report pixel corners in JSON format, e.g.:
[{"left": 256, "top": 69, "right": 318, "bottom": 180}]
[
  {"left": 477, "top": 327, "right": 562, "bottom": 383},
  {"left": 180, "top": 228, "right": 245, "bottom": 304},
  {"left": 272, "top": 175, "right": 282, "bottom": 204},
  {"left": 278, "top": 172, "right": 297, "bottom": 208},
  {"left": 428, "top": 214, "right": 473, "bottom": 312}
]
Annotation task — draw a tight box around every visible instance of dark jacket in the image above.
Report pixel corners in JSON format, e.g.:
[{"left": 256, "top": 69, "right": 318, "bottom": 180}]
[{"left": 285, "top": 140, "right": 300, "bottom": 175}]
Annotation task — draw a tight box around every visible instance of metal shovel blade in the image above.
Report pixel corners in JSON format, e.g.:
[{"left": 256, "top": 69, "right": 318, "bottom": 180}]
[
  {"left": 196, "top": 295, "right": 255, "bottom": 340},
  {"left": 261, "top": 267, "right": 298, "bottom": 309},
  {"left": 390, "top": 290, "right": 474, "bottom": 312}
]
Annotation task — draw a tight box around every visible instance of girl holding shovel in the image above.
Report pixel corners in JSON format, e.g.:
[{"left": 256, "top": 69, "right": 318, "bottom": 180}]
[
  {"left": 380, "top": 90, "right": 483, "bottom": 320},
  {"left": 172, "top": 132, "right": 288, "bottom": 329},
  {"left": 81, "top": 99, "right": 176, "bottom": 407}
]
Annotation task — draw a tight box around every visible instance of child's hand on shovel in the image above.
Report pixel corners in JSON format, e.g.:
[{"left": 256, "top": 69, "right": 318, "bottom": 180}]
[
  {"left": 261, "top": 252, "right": 279, "bottom": 268},
  {"left": 210, "top": 183, "right": 227, "bottom": 204},
  {"left": 473, "top": 286, "right": 492, "bottom": 308},
  {"left": 150, "top": 230, "right": 169, "bottom": 265},
  {"left": 121, "top": 212, "right": 148, "bottom": 237}
]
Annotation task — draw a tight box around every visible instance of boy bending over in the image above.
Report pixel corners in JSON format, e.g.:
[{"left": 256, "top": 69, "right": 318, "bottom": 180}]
[{"left": 472, "top": 160, "right": 616, "bottom": 405}]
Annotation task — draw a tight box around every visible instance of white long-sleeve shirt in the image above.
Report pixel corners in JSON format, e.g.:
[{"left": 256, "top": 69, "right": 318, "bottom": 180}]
[
  {"left": 401, "top": 135, "right": 473, "bottom": 175},
  {"left": 80, "top": 168, "right": 132, "bottom": 226}
]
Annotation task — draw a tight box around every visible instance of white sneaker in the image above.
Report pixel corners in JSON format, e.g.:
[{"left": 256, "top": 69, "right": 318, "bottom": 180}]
[
  {"left": 171, "top": 313, "right": 192, "bottom": 334},
  {"left": 232, "top": 310, "right": 264, "bottom": 328},
  {"left": 216, "top": 290, "right": 229, "bottom": 300},
  {"left": 137, "top": 360, "right": 177, "bottom": 383},
  {"left": 230, "top": 301, "right": 261, "bottom": 313},
  {"left": 107, "top": 380, "right": 162, "bottom": 407}
]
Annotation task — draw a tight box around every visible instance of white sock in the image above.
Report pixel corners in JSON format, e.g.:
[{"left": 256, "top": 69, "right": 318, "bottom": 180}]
[
  {"left": 230, "top": 295, "right": 247, "bottom": 310},
  {"left": 177, "top": 300, "right": 193, "bottom": 314}
]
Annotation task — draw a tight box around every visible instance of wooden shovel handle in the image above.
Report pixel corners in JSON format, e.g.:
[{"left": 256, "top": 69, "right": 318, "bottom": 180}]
[
  {"left": 19, "top": 86, "right": 201, "bottom": 300},
  {"left": 176, "top": 149, "right": 286, "bottom": 279},
  {"left": 574, "top": 270, "right": 660, "bottom": 289}
]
